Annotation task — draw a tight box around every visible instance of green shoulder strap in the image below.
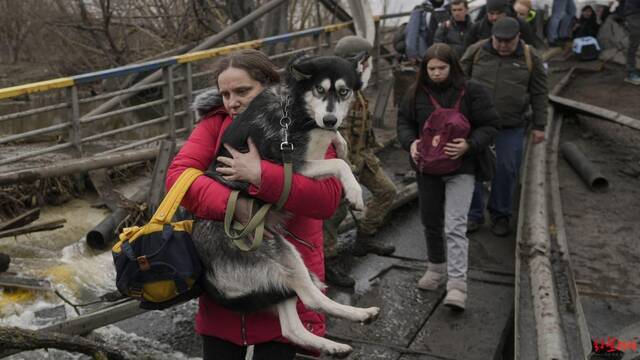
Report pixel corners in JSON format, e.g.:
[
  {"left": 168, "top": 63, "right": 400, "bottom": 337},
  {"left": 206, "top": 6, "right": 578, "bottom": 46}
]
[{"left": 223, "top": 160, "right": 293, "bottom": 251}]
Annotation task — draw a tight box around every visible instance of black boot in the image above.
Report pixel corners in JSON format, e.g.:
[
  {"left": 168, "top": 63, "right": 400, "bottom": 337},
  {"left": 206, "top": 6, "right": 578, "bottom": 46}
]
[
  {"left": 325, "top": 259, "right": 355, "bottom": 288},
  {"left": 352, "top": 233, "right": 395, "bottom": 257}
]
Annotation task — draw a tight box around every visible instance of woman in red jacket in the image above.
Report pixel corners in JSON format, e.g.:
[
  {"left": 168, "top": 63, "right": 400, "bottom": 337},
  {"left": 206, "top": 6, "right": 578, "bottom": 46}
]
[{"left": 166, "top": 49, "right": 342, "bottom": 359}]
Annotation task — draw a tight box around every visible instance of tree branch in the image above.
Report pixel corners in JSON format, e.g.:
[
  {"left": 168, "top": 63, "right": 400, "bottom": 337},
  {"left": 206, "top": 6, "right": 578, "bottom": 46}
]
[{"left": 0, "top": 326, "right": 129, "bottom": 360}]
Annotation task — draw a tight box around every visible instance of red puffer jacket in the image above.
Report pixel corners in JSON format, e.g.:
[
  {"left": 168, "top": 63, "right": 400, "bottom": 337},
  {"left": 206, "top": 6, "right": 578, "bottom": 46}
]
[{"left": 165, "top": 106, "right": 342, "bottom": 347}]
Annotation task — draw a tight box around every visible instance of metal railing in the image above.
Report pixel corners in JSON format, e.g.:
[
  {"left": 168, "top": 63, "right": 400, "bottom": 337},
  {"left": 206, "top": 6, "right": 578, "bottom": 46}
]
[{"left": 0, "top": 12, "right": 409, "bottom": 167}]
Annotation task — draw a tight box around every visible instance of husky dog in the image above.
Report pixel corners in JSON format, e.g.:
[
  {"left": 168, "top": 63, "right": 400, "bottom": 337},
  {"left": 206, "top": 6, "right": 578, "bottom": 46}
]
[{"left": 191, "top": 55, "right": 379, "bottom": 357}]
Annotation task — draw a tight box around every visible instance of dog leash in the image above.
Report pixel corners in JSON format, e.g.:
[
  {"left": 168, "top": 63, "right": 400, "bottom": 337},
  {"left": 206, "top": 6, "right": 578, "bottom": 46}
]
[{"left": 224, "top": 95, "right": 294, "bottom": 251}]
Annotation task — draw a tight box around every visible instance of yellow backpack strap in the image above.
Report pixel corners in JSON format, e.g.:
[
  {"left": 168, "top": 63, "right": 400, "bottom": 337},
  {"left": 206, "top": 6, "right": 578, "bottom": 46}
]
[
  {"left": 151, "top": 168, "right": 203, "bottom": 224},
  {"left": 524, "top": 43, "right": 533, "bottom": 74}
]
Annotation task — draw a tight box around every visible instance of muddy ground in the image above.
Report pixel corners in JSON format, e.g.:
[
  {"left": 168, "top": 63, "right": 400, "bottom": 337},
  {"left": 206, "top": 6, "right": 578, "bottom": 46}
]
[{"left": 554, "top": 62, "right": 640, "bottom": 344}]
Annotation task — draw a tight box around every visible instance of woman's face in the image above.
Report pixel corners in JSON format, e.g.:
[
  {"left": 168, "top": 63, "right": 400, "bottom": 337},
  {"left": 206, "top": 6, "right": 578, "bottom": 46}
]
[
  {"left": 426, "top": 58, "right": 451, "bottom": 83},
  {"left": 218, "top": 67, "right": 264, "bottom": 117},
  {"left": 582, "top": 7, "right": 593, "bottom": 19}
]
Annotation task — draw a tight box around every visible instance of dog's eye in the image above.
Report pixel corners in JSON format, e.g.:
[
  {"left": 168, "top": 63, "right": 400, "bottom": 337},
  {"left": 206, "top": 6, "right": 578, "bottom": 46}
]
[
  {"left": 315, "top": 86, "right": 325, "bottom": 94},
  {"left": 338, "top": 89, "right": 350, "bottom": 97}
]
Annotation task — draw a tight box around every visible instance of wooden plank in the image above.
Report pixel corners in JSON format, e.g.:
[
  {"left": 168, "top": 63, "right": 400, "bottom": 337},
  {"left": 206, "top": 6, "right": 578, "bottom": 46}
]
[
  {"left": 0, "top": 208, "right": 40, "bottom": 231},
  {"left": 0, "top": 274, "right": 52, "bottom": 291},
  {"left": 549, "top": 94, "right": 640, "bottom": 131},
  {"left": 0, "top": 219, "right": 66, "bottom": 239}
]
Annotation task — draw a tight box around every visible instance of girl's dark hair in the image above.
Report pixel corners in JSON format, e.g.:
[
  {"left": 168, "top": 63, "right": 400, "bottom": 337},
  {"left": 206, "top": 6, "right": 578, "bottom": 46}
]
[
  {"left": 409, "top": 43, "right": 466, "bottom": 104},
  {"left": 212, "top": 49, "right": 280, "bottom": 87}
]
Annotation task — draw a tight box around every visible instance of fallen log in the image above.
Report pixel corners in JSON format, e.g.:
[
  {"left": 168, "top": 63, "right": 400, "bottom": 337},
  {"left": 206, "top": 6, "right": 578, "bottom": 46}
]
[
  {"left": 0, "top": 208, "right": 40, "bottom": 231},
  {"left": 0, "top": 147, "right": 159, "bottom": 186},
  {"left": 0, "top": 219, "right": 66, "bottom": 239},
  {"left": 0, "top": 300, "right": 145, "bottom": 358},
  {"left": 549, "top": 94, "right": 640, "bottom": 131},
  {"left": 0, "top": 326, "right": 128, "bottom": 360}
]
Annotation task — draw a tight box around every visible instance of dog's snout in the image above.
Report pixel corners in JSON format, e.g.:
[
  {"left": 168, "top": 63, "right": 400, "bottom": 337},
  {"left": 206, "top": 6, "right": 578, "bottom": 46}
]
[{"left": 323, "top": 114, "right": 338, "bottom": 128}]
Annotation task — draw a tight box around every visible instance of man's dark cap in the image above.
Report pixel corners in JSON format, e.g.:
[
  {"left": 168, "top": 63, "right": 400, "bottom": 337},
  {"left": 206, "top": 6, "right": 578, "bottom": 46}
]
[
  {"left": 486, "top": 0, "right": 509, "bottom": 13},
  {"left": 492, "top": 17, "right": 520, "bottom": 39}
]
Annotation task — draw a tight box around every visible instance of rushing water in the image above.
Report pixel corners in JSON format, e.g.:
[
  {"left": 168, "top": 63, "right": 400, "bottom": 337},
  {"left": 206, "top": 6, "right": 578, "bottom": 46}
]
[{"left": 0, "top": 198, "right": 200, "bottom": 359}]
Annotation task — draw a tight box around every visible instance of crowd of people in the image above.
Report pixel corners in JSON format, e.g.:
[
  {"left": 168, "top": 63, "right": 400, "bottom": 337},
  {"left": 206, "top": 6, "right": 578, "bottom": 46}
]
[
  {"left": 162, "top": 1, "right": 640, "bottom": 358},
  {"left": 400, "top": 0, "right": 639, "bottom": 84}
]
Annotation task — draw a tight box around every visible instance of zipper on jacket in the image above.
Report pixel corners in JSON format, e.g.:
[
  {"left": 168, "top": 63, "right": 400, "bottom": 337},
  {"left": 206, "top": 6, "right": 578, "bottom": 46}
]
[
  {"left": 241, "top": 314, "right": 247, "bottom": 346},
  {"left": 283, "top": 227, "right": 315, "bottom": 250}
]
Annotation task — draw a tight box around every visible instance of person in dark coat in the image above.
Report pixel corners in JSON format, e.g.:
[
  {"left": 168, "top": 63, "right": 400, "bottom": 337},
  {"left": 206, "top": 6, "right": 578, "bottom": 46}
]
[
  {"left": 464, "top": 0, "right": 544, "bottom": 50},
  {"left": 461, "top": 17, "right": 548, "bottom": 237},
  {"left": 434, "top": 0, "right": 474, "bottom": 57},
  {"left": 396, "top": 43, "right": 499, "bottom": 311},
  {"left": 621, "top": 0, "right": 640, "bottom": 84},
  {"left": 573, "top": 5, "right": 600, "bottom": 38}
]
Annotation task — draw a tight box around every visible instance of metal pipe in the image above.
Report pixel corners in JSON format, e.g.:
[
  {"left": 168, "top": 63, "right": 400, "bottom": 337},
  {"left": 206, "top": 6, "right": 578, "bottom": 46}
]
[
  {"left": 0, "top": 142, "right": 73, "bottom": 167},
  {"left": 560, "top": 142, "right": 609, "bottom": 193},
  {"left": 81, "top": 116, "right": 168, "bottom": 143},
  {"left": 80, "top": 98, "right": 167, "bottom": 125},
  {"left": 79, "top": 0, "right": 288, "bottom": 122},
  {"left": 86, "top": 186, "right": 148, "bottom": 249},
  {"left": 0, "top": 102, "right": 68, "bottom": 123},
  {"left": 0, "top": 122, "right": 70, "bottom": 145}
]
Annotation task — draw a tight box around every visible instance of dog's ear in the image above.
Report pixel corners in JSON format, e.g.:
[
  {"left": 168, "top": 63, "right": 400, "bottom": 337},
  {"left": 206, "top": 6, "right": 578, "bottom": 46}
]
[
  {"left": 288, "top": 56, "right": 313, "bottom": 82},
  {"left": 350, "top": 51, "right": 372, "bottom": 91}
]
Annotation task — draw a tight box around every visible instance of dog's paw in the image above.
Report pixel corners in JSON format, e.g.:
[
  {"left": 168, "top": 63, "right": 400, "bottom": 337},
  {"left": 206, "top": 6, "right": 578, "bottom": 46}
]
[
  {"left": 360, "top": 306, "right": 380, "bottom": 324},
  {"left": 344, "top": 184, "right": 364, "bottom": 211},
  {"left": 325, "top": 343, "right": 352, "bottom": 358}
]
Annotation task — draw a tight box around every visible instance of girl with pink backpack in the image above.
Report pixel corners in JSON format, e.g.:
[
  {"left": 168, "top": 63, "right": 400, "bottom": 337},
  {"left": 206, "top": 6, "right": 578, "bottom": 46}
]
[{"left": 396, "top": 43, "right": 499, "bottom": 311}]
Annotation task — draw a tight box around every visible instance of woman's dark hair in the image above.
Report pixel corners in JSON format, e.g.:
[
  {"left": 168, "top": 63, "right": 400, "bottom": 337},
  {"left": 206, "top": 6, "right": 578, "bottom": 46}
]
[
  {"left": 212, "top": 49, "right": 280, "bottom": 87},
  {"left": 408, "top": 43, "right": 466, "bottom": 105}
]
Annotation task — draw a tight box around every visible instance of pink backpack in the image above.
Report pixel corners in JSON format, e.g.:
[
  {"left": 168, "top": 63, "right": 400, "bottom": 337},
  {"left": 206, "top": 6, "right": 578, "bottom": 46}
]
[{"left": 417, "top": 88, "right": 470, "bottom": 175}]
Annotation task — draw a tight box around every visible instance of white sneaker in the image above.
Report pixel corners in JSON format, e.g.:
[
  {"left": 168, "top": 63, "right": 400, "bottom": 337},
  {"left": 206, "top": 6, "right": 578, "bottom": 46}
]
[
  {"left": 417, "top": 262, "right": 446, "bottom": 291},
  {"left": 443, "top": 278, "right": 467, "bottom": 311}
]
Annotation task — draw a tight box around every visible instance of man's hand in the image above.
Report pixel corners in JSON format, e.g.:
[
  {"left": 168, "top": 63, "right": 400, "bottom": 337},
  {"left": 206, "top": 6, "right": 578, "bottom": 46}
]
[
  {"left": 531, "top": 130, "right": 545, "bottom": 144},
  {"left": 216, "top": 138, "right": 262, "bottom": 187},
  {"left": 410, "top": 139, "right": 421, "bottom": 164},
  {"left": 444, "top": 138, "right": 469, "bottom": 159}
]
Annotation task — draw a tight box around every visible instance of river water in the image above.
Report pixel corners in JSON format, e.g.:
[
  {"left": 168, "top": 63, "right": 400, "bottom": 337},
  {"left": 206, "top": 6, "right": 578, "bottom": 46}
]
[{"left": 0, "top": 190, "right": 201, "bottom": 359}]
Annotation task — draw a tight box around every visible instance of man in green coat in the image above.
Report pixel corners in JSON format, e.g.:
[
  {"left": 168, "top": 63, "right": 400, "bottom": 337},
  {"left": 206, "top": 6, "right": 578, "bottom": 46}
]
[
  {"left": 461, "top": 17, "right": 548, "bottom": 236},
  {"left": 324, "top": 36, "right": 398, "bottom": 287}
]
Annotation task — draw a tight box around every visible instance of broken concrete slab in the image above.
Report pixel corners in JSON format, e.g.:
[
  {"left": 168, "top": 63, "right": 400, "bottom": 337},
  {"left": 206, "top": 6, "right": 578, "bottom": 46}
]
[
  {"left": 408, "top": 279, "right": 514, "bottom": 360},
  {"left": 328, "top": 268, "right": 444, "bottom": 348}
]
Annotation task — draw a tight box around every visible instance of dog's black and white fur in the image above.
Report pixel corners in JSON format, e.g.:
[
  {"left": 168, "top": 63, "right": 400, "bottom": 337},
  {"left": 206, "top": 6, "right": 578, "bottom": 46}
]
[{"left": 190, "top": 55, "right": 378, "bottom": 357}]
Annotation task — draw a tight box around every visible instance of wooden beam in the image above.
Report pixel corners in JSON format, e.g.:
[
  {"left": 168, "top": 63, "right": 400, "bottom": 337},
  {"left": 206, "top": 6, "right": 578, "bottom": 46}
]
[
  {"left": 549, "top": 94, "right": 640, "bottom": 131},
  {"left": 0, "top": 219, "right": 66, "bottom": 239},
  {"left": 0, "top": 208, "right": 40, "bottom": 231}
]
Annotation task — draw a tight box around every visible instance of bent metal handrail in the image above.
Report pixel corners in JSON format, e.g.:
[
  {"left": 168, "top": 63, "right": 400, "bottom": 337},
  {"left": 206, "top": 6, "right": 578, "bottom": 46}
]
[
  {"left": 0, "top": 13, "right": 406, "bottom": 101},
  {"left": 0, "top": 12, "right": 409, "bottom": 167}
]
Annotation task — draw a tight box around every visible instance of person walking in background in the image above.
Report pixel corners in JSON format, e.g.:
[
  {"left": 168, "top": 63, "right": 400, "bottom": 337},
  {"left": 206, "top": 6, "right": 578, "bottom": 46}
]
[
  {"left": 513, "top": 0, "right": 546, "bottom": 44},
  {"left": 324, "top": 36, "right": 398, "bottom": 288},
  {"left": 621, "top": 0, "right": 640, "bottom": 84},
  {"left": 546, "top": 0, "right": 577, "bottom": 45},
  {"left": 462, "top": 17, "right": 548, "bottom": 237},
  {"left": 434, "top": 0, "right": 474, "bottom": 57},
  {"left": 464, "top": 0, "right": 544, "bottom": 50},
  {"left": 166, "top": 49, "right": 343, "bottom": 359},
  {"left": 397, "top": 43, "right": 499, "bottom": 311},
  {"left": 406, "top": 0, "right": 449, "bottom": 64}
]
